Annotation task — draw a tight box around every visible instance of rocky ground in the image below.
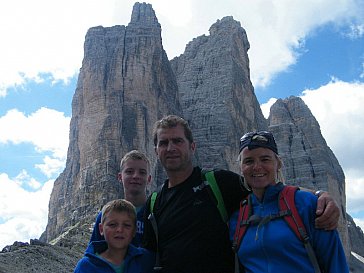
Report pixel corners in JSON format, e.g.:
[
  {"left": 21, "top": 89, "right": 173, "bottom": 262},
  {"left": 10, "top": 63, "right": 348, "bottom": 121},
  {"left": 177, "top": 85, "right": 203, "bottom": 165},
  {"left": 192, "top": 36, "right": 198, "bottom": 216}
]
[
  {"left": 0, "top": 242, "right": 83, "bottom": 273},
  {"left": 0, "top": 217, "right": 91, "bottom": 273},
  {"left": 1, "top": 215, "right": 364, "bottom": 273},
  {"left": 1, "top": 243, "right": 364, "bottom": 273}
]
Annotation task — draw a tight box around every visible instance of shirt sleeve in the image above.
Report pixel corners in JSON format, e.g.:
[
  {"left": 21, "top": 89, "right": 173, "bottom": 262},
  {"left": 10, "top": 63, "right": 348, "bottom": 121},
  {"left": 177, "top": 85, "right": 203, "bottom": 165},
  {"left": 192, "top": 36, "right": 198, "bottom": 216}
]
[{"left": 214, "top": 169, "right": 250, "bottom": 217}]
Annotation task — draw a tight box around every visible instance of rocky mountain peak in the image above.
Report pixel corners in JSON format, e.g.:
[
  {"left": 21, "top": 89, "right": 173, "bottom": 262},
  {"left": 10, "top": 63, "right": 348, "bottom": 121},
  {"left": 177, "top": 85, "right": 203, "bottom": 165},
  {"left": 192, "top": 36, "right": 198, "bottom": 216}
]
[
  {"left": 130, "top": 2, "right": 160, "bottom": 26},
  {"left": 209, "top": 16, "right": 250, "bottom": 51}
]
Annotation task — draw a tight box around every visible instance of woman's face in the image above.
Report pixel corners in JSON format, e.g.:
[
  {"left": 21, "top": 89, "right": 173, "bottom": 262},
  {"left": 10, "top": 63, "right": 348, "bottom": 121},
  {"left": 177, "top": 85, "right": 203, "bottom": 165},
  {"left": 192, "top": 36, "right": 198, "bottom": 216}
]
[{"left": 240, "top": 147, "right": 281, "bottom": 193}]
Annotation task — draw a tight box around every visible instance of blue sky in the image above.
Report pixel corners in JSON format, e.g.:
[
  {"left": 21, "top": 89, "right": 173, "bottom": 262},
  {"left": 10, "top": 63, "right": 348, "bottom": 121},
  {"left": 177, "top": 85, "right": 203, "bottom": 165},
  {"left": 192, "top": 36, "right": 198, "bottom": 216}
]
[{"left": 0, "top": 0, "right": 364, "bottom": 250}]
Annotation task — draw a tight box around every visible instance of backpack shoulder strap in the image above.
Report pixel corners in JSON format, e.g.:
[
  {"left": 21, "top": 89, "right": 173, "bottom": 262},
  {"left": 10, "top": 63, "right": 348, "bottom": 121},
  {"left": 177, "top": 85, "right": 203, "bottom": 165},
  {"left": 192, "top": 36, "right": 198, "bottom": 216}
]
[
  {"left": 202, "top": 169, "right": 228, "bottom": 223},
  {"left": 232, "top": 196, "right": 251, "bottom": 273},
  {"left": 279, "top": 185, "right": 322, "bottom": 273},
  {"left": 150, "top": 191, "right": 158, "bottom": 213},
  {"left": 279, "top": 186, "right": 305, "bottom": 240},
  {"left": 147, "top": 191, "right": 163, "bottom": 271},
  {"left": 232, "top": 196, "right": 251, "bottom": 252}
]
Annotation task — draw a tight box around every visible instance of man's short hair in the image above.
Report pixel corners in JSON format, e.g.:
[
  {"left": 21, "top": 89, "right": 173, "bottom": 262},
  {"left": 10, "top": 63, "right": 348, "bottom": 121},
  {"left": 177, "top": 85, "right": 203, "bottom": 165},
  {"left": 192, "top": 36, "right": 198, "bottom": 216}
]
[{"left": 152, "top": 115, "right": 194, "bottom": 146}]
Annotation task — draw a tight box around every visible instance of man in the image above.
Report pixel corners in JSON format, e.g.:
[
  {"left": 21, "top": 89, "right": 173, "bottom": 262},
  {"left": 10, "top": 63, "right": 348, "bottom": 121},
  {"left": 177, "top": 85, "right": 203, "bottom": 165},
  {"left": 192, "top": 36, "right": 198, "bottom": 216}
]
[
  {"left": 90, "top": 150, "right": 151, "bottom": 247},
  {"left": 143, "top": 115, "right": 340, "bottom": 273}
]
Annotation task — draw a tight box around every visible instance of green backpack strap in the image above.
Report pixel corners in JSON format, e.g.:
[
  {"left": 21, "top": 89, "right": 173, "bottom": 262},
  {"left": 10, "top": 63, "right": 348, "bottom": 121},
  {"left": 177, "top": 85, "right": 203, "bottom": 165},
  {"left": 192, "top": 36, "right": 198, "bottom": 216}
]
[
  {"left": 150, "top": 191, "right": 158, "bottom": 213},
  {"left": 203, "top": 170, "right": 228, "bottom": 223},
  {"left": 148, "top": 191, "right": 163, "bottom": 271}
]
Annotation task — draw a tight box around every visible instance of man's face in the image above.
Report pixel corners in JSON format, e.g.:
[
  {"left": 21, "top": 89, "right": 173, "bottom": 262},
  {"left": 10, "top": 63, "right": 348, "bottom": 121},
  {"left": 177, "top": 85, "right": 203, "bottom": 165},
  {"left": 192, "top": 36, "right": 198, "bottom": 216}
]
[
  {"left": 155, "top": 124, "right": 195, "bottom": 172},
  {"left": 119, "top": 159, "right": 150, "bottom": 195}
]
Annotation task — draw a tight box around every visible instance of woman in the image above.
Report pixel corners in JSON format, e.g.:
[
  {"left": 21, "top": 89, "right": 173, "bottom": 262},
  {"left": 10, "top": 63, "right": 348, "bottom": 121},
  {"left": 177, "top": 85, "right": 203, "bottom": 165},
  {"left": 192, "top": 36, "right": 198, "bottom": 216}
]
[{"left": 229, "top": 131, "right": 348, "bottom": 273}]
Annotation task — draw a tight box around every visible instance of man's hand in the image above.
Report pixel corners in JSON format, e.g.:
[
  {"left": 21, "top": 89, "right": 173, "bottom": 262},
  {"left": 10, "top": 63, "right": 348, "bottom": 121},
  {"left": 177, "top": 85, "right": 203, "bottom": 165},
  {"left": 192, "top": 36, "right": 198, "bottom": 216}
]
[{"left": 315, "top": 191, "right": 340, "bottom": 230}]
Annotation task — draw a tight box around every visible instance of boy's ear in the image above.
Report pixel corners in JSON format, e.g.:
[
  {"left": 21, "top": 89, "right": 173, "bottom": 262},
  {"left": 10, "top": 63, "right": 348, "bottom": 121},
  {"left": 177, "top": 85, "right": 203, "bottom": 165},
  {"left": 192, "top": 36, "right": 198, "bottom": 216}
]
[
  {"left": 117, "top": 172, "right": 122, "bottom": 182},
  {"left": 99, "top": 223, "right": 104, "bottom": 236}
]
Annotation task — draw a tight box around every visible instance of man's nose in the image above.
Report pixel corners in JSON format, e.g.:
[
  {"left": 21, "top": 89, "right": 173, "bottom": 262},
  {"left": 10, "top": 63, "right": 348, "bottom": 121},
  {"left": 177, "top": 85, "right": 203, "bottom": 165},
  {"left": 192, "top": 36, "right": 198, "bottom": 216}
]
[{"left": 167, "top": 141, "right": 176, "bottom": 151}]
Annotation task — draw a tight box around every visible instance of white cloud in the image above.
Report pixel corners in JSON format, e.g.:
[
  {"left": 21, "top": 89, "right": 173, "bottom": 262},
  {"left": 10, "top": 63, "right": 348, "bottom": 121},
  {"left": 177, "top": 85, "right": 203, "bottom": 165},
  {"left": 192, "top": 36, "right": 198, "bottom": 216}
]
[
  {"left": 301, "top": 79, "right": 364, "bottom": 170},
  {"left": 145, "top": 0, "right": 193, "bottom": 27},
  {"left": 347, "top": 23, "right": 364, "bottom": 39},
  {"left": 1, "top": 0, "right": 362, "bottom": 95},
  {"left": 150, "top": 0, "right": 363, "bottom": 86},
  {"left": 261, "top": 98, "right": 277, "bottom": 118},
  {"left": 344, "top": 170, "right": 364, "bottom": 213},
  {"left": 0, "top": 107, "right": 70, "bottom": 176},
  {"left": 0, "top": 106, "right": 68, "bottom": 249},
  {"left": 213, "top": 0, "right": 362, "bottom": 88},
  {"left": 0, "top": 0, "right": 130, "bottom": 97},
  {"left": 35, "top": 156, "right": 66, "bottom": 178},
  {"left": 14, "top": 170, "right": 42, "bottom": 190},
  {"left": 0, "top": 173, "right": 53, "bottom": 249}
]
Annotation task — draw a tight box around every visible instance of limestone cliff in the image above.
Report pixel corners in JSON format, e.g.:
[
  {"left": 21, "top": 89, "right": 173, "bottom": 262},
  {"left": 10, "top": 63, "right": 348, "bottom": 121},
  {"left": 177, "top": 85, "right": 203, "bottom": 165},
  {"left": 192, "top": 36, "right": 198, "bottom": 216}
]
[
  {"left": 171, "top": 16, "right": 267, "bottom": 173},
  {"left": 41, "top": 2, "right": 182, "bottom": 242}
]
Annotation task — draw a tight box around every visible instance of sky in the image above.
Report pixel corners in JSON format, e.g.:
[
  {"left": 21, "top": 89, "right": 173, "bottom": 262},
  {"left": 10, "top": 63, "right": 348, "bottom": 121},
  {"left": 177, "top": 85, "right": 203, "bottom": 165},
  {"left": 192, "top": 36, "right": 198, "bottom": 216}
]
[{"left": 0, "top": 0, "right": 363, "bottom": 250}]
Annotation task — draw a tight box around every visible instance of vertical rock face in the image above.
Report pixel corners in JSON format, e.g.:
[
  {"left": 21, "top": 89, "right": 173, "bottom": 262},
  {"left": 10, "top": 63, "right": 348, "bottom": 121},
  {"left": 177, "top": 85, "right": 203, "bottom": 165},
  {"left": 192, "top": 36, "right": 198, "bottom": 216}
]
[
  {"left": 42, "top": 2, "right": 182, "bottom": 242},
  {"left": 268, "top": 96, "right": 349, "bottom": 256},
  {"left": 171, "top": 16, "right": 267, "bottom": 173}
]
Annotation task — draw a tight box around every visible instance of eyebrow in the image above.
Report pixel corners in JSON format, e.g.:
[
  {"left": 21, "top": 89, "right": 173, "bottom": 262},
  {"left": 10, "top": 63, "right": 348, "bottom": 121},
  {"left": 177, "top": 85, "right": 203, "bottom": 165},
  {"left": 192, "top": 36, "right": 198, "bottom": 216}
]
[{"left": 243, "top": 154, "right": 273, "bottom": 160}]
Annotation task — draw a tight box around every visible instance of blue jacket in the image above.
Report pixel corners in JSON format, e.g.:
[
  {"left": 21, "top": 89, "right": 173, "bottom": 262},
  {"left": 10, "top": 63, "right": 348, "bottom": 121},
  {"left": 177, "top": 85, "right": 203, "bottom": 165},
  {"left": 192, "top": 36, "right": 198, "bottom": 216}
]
[
  {"left": 229, "top": 183, "right": 349, "bottom": 273},
  {"left": 90, "top": 205, "right": 146, "bottom": 247},
  {"left": 74, "top": 241, "right": 155, "bottom": 273}
]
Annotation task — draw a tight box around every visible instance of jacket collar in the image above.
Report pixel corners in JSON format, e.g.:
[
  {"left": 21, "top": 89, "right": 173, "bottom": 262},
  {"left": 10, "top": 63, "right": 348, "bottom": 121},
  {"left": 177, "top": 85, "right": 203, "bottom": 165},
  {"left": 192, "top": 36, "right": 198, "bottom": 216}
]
[
  {"left": 86, "top": 240, "right": 144, "bottom": 258},
  {"left": 251, "top": 182, "right": 284, "bottom": 204}
]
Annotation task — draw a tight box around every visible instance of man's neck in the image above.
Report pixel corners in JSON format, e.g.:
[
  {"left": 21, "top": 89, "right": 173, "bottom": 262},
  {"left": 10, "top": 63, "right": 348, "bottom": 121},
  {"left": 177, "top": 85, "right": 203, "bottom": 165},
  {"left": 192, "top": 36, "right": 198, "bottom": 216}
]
[{"left": 167, "top": 166, "right": 194, "bottom": 188}]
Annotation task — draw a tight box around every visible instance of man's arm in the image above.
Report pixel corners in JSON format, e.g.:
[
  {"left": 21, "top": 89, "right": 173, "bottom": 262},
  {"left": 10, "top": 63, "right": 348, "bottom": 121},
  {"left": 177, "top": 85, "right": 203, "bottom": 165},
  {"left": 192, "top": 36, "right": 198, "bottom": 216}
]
[{"left": 301, "top": 188, "right": 340, "bottom": 230}]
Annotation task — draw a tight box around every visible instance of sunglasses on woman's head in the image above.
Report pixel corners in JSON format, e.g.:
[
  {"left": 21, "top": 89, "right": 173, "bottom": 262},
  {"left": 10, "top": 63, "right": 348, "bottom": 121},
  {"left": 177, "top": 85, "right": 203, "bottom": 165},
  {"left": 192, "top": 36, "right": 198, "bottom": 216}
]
[{"left": 239, "top": 131, "right": 278, "bottom": 154}]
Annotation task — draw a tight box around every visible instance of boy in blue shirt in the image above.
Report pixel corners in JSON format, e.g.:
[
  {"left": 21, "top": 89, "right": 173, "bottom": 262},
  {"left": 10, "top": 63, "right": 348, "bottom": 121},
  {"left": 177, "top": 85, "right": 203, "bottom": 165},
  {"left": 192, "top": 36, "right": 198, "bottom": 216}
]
[{"left": 75, "top": 199, "right": 155, "bottom": 273}]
